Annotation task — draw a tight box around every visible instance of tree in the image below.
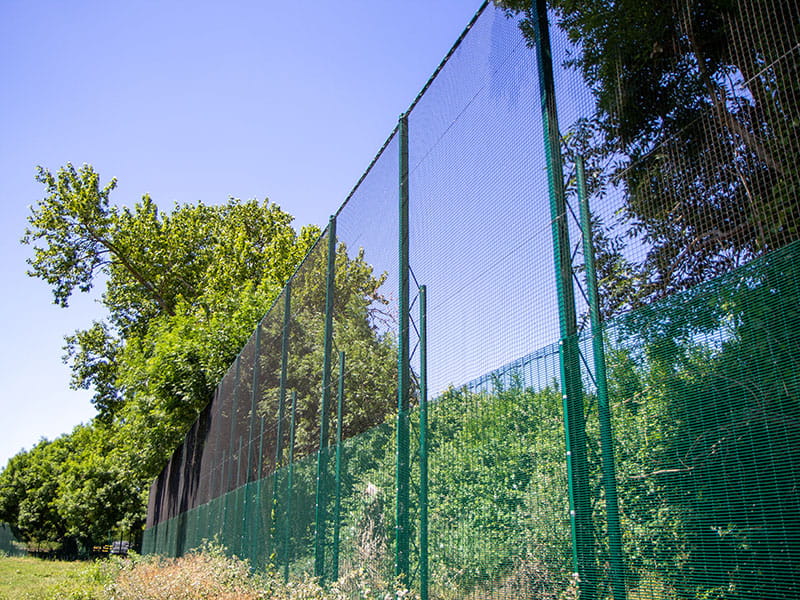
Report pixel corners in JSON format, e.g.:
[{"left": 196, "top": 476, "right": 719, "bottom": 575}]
[
  {"left": 14, "top": 162, "right": 401, "bottom": 553},
  {"left": 23, "top": 163, "right": 319, "bottom": 421},
  {"left": 499, "top": 0, "right": 800, "bottom": 307},
  {"left": 255, "top": 242, "right": 398, "bottom": 458},
  {"left": 54, "top": 424, "right": 146, "bottom": 550},
  {"left": 11, "top": 163, "right": 322, "bottom": 549},
  {"left": 0, "top": 438, "right": 70, "bottom": 551}
]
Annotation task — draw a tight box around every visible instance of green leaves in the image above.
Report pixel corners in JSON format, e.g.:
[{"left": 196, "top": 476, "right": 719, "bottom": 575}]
[
  {"left": 23, "top": 163, "right": 118, "bottom": 307},
  {"left": 503, "top": 1, "right": 800, "bottom": 307},
  {"left": 12, "top": 164, "right": 324, "bottom": 550}
]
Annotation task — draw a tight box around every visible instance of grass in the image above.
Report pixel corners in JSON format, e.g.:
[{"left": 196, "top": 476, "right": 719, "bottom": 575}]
[
  {"left": 0, "top": 545, "right": 415, "bottom": 600},
  {"left": 0, "top": 555, "right": 103, "bottom": 600}
]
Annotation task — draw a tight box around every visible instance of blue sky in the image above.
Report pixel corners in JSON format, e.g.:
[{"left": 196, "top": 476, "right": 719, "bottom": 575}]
[{"left": 0, "top": 0, "right": 486, "bottom": 469}]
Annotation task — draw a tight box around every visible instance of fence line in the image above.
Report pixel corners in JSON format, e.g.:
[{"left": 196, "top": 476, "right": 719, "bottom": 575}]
[{"left": 144, "top": 2, "right": 800, "bottom": 598}]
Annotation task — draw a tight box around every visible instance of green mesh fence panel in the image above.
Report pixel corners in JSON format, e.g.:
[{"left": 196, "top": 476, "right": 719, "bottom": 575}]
[
  {"left": 597, "top": 241, "right": 800, "bottom": 599},
  {"left": 0, "top": 523, "right": 24, "bottom": 556},
  {"left": 142, "top": 1, "right": 799, "bottom": 598}
]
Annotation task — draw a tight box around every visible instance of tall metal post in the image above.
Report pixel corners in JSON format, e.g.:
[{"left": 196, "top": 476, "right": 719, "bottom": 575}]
[
  {"left": 332, "top": 351, "right": 346, "bottom": 581},
  {"left": 247, "top": 324, "right": 262, "bottom": 483},
  {"left": 237, "top": 436, "right": 244, "bottom": 551},
  {"left": 276, "top": 285, "right": 292, "bottom": 467},
  {"left": 268, "top": 379, "right": 286, "bottom": 556},
  {"left": 271, "top": 286, "right": 292, "bottom": 557},
  {"left": 419, "top": 285, "right": 429, "bottom": 600},
  {"left": 532, "top": 1, "right": 597, "bottom": 597},
  {"left": 576, "top": 156, "right": 626, "bottom": 600},
  {"left": 284, "top": 390, "right": 298, "bottom": 584},
  {"left": 245, "top": 322, "right": 262, "bottom": 562},
  {"left": 314, "top": 216, "right": 337, "bottom": 581},
  {"left": 227, "top": 357, "right": 241, "bottom": 493},
  {"left": 396, "top": 112, "right": 411, "bottom": 582},
  {"left": 220, "top": 449, "right": 227, "bottom": 539},
  {"left": 253, "top": 415, "right": 265, "bottom": 564}
]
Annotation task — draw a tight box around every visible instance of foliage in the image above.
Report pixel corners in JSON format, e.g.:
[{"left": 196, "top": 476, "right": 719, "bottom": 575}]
[
  {"left": 0, "top": 549, "right": 416, "bottom": 600},
  {"left": 256, "top": 242, "right": 397, "bottom": 458},
  {"left": 4, "top": 163, "right": 321, "bottom": 551},
  {"left": 604, "top": 242, "right": 800, "bottom": 599},
  {"left": 23, "top": 163, "right": 318, "bottom": 420},
  {"left": 423, "top": 383, "right": 572, "bottom": 593},
  {"left": 105, "top": 544, "right": 414, "bottom": 600},
  {"left": 499, "top": 0, "right": 800, "bottom": 310},
  {"left": 311, "top": 242, "right": 800, "bottom": 599},
  {"left": 314, "top": 379, "right": 575, "bottom": 598},
  {"left": 8, "top": 161, "right": 398, "bottom": 557},
  {"left": 0, "top": 439, "right": 71, "bottom": 551}
]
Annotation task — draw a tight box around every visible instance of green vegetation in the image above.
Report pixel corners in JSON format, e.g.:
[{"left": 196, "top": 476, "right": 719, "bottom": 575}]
[
  {"left": 1, "top": 162, "right": 395, "bottom": 557},
  {"left": 140, "top": 240, "right": 800, "bottom": 600},
  {"left": 1, "top": 163, "right": 320, "bottom": 553},
  {"left": 0, "top": 546, "right": 414, "bottom": 600},
  {"left": 316, "top": 242, "right": 797, "bottom": 599},
  {"left": 499, "top": 0, "right": 800, "bottom": 312},
  {"left": 3, "top": 3, "right": 798, "bottom": 598},
  {"left": 0, "top": 555, "right": 104, "bottom": 600}
]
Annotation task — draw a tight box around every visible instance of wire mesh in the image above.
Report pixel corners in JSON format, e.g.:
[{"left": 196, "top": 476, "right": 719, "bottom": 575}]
[
  {"left": 143, "top": 1, "right": 800, "bottom": 598},
  {"left": 0, "top": 522, "right": 24, "bottom": 556}
]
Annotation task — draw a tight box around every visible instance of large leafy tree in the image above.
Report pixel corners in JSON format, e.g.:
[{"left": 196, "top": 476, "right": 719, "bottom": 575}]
[
  {"left": 255, "top": 242, "right": 397, "bottom": 457},
  {"left": 500, "top": 0, "right": 799, "bottom": 306},
  {"left": 7, "top": 162, "right": 399, "bottom": 552},
  {"left": 3, "top": 163, "right": 321, "bottom": 550},
  {"left": 0, "top": 439, "right": 70, "bottom": 550},
  {"left": 23, "top": 163, "right": 319, "bottom": 422}
]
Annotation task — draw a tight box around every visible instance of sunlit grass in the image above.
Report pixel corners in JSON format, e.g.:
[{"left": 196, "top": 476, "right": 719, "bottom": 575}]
[
  {"left": 0, "top": 546, "right": 415, "bottom": 600},
  {"left": 0, "top": 555, "right": 102, "bottom": 600}
]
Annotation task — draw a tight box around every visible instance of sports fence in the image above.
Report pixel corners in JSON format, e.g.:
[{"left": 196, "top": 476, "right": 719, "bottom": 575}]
[{"left": 142, "top": 1, "right": 800, "bottom": 598}]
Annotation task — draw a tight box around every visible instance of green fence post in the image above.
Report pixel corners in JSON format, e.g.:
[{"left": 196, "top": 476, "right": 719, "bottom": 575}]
[
  {"left": 207, "top": 460, "right": 216, "bottom": 548},
  {"left": 236, "top": 437, "right": 244, "bottom": 557},
  {"left": 254, "top": 415, "right": 265, "bottom": 564},
  {"left": 332, "top": 351, "right": 345, "bottom": 581},
  {"left": 576, "top": 155, "right": 627, "bottom": 600},
  {"left": 531, "top": 1, "right": 598, "bottom": 597},
  {"left": 271, "top": 286, "right": 292, "bottom": 563},
  {"left": 419, "top": 285, "right": 429, "bottom": 600},
  {"left": 315, "top": 216, "right": 337, "bottom": 582},
  {"left": 396, "top": 112, "right": 411, "bottom": 584},
  {"left": 237, "top": 438, "right": 244, "bottom": 488},
  {"left": 284, "top": 390, "right": 298, "bottom": 584},
  {"left": 245, "top": 322, "right": 262, "bottom": 564},
  {"left": 227, "top": 357, "right": 241, "bottom": 493},
  {"left": 247, "top": 325, "right": 262, "bottom": 482},
  {"left": 220, "top": 449, "right": 227, "bottom": 543}
]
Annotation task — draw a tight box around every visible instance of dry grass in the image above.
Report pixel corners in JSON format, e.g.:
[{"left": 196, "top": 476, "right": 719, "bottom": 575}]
[
  {"left": 108, "top": 544, "right": 414, "bottom": 600},
  {"left": 108, "top": 552, "right": 262, "bottom": 600}
]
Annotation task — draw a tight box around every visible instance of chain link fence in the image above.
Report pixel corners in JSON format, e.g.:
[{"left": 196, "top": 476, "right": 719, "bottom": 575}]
[{"left": 143, "top": 1, "right": 800, "bottom": 598}]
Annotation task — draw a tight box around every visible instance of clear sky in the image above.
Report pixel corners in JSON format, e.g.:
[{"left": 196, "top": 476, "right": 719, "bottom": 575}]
[{"left": 0, "top": 0, "right": 485, "bottom": 469}]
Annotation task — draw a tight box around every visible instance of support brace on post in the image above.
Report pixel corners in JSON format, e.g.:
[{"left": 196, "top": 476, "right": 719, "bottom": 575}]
[{"left": 576, "top": 155, "right": 627, "bottom": 600}]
